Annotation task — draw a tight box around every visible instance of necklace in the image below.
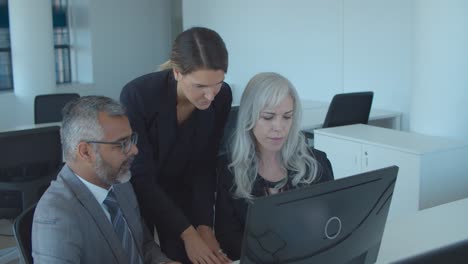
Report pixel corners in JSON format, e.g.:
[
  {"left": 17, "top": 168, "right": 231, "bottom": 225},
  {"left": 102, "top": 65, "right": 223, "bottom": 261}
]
[{"left": 260, "top": 175, "right": 288, "bottom": 191}]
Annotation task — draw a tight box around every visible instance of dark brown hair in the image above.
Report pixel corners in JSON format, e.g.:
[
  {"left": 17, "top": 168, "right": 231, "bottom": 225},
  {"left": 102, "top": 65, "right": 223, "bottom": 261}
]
[{"left": 160, "top": 27, "right": 228, "bottom": 74}]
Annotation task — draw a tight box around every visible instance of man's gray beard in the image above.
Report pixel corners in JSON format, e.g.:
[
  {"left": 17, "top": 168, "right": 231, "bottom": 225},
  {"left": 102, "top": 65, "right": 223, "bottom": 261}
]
[
  {"left": 94, "top": 153, "right": 131, "bottom": 186},
  {"left": 116, "top": 169, "right": 131, "bottom": 184}
]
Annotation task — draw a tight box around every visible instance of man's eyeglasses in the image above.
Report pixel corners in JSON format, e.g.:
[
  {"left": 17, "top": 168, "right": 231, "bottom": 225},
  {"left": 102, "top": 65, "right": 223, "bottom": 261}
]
[{"left": 84, "top": 132, "right": 138, "bottom": 154}]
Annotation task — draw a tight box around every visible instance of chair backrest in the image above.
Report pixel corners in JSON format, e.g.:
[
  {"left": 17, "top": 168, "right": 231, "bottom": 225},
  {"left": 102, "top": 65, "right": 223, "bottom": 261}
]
[
  {"left": 34, "top": 93, "right": 80, "bottom": 124},
  {"left": 13, "top": 203, "right": 37, "bottom": 264},
  {"left": 0, "top": 126, "right": 61, "bottom": 219},
  {"left": 323, "top": 91, "right": 374, "bottom": 128}
]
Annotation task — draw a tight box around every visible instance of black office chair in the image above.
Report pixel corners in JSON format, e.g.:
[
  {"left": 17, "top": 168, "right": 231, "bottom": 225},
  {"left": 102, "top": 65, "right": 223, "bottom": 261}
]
[
  {"left": 13, "top": 203, "right": 36, "bottom": 264},
  {"left": 0, "top": 126, "right": 62, "bottom": 220},
  {"left": 322, "top": 91, "right": 374, "bottom": 128},
  {"left": 303, "top": 91, "right": 374, "bottom": 144},
  {"left": 34, "top": 93, "right": 80, "bottom": 124}
]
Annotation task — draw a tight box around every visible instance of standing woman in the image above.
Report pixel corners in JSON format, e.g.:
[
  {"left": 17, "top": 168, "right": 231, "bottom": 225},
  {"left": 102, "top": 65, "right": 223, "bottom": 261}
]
[
  {"left": 120, "top": 27, "right": 232, "bottom": 264},
  {"left": 214, "top": 72, "right": 334, "bottom": 260}
]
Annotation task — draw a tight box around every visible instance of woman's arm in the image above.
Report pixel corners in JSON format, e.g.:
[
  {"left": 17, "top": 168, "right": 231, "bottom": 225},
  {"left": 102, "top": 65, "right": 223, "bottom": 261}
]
[
  {"left": 191, "top": 84, "right": 233, "bottom": 228},
  {"left": 214, "top": 157, "right": 246, "bottom": 261}
]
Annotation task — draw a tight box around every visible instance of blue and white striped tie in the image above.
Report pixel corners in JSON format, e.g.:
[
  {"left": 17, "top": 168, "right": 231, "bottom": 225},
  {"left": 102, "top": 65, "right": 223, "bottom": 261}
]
[{"left": 104, "top": 190, "right": 144, "bottom": 264}]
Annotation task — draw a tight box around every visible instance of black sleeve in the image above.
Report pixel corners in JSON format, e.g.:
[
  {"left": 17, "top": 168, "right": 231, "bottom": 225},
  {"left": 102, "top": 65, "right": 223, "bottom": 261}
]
[
  {"left": 310, "top": 147, "right": 335, "bottom": 183},
  {"left": 214, "top": 155, "right": 245, "bottom": 261},
  {"left": 120, "top": 79, "right": 191, "bottom": 237},
  {"left": 191, "top": 84, "right": 232, "bottom": 227}
]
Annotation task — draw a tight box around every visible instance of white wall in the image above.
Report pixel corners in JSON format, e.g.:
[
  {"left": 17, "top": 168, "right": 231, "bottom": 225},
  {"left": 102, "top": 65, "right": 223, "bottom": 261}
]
[
  {"left": 9, "top": 0, "right": 56, "bottom": 97},
  {"left": 0, "top": 0, "right": 173, "bottom": 130},
  {"left": 411, "top": 0, "right": 468, "bottom": 141},
  {"left": 6, "top": 0, "right": 57, "bottom": 127},
  {"left": 343, "top": 0, "right": 413, "bottom": 128},
  {"left": 183, "top": 0, "right": 413, "bottom": 131},
  {"left": 184, "top": 0, "right": 344, "bottom": 104},
  {"left": 87, "top": 0, "right": 172, "bottom": 99},
  {"left": 2, "top": 1, "right": 467, "bottom": 140},
  {"left": 70, "top": 0, "right": 94, "bottom": 84}
]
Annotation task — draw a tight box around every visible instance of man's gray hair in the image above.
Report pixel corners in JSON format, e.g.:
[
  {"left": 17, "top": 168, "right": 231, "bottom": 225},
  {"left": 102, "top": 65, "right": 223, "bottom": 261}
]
[{"left": 60, "top": 96, "right": 126, "bottom": 162}]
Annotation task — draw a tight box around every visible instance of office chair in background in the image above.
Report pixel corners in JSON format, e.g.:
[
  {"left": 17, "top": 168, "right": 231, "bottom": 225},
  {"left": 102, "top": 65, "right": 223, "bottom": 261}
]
[
  {"left": 0, "top": 126, "right": 62, "bottom": 220},
  {"left": 34, "top": 93, "right": 80, "bottom": 124},
  {"left": 322, "top": 91, "right": 374, "bottom": 128},
  {"left": 13, "top": 203, "right": 36, "bottom": 264},
  {"left": 303, "top": 91, "right": 374, "bottom": 145}
]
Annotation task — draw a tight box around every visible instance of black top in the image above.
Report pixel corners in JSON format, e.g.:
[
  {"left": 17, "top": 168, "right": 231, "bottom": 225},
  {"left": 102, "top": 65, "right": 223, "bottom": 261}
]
[
  {"left": 214, "top": 148, "right": 334, "bottom": 260},
  {"left": 120, "top": 70, "right": 232, "bottom": 239}
]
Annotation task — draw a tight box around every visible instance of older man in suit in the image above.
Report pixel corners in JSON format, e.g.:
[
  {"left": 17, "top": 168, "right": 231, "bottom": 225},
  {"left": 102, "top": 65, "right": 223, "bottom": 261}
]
[{"left": 32, "top": 96, "right": 179, "bottom": 264}]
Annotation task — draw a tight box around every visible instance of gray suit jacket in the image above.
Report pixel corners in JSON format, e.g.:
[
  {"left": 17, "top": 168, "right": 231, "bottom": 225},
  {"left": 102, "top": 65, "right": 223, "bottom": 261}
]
[{"left": 32, "top": 165, "right": 171, "bottom": 264}]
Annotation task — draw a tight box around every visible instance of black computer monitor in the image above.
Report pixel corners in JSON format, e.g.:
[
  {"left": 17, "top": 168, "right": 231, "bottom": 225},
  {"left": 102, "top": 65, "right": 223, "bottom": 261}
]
[{"left": 240, "top": 166, "right": 398, "bottom": 264}]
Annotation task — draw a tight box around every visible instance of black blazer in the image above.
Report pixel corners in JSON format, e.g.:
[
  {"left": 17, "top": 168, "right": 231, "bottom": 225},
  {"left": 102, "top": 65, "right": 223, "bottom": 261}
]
[
  {"left": 120, "top": 70, "right": 232, "bottom": 238},
  {"left": 214, "top": 148, "right": 334, "bottom": 260}
]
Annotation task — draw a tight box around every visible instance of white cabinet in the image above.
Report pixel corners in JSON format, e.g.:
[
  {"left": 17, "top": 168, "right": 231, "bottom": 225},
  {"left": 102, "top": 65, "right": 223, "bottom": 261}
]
[
  {"left": 314, "top": 124, "right": 468, "bottom": 220},
  {"left": 313, "top": 134, "right": 362, "bottom": 177}
]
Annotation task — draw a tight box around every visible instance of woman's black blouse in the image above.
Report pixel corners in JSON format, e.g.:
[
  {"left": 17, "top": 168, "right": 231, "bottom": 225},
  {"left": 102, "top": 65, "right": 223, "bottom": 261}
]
[{"left": 214, "top": 148, "right": 334, "bottom": 260}]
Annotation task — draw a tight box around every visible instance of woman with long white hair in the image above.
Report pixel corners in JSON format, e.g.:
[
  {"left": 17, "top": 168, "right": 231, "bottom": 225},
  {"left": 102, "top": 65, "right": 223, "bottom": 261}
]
[{"left": 214, "top": 72, "right": 334, "bottom": 260}]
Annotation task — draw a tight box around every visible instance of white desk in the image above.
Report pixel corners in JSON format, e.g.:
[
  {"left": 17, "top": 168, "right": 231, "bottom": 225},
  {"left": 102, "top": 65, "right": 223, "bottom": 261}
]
[
  {"left": 377, "top": 197, "right": 468, "bottom": 263},
  {"left": 300, "top": 99, "right": 402, "bottom": 130},
  {"left": 0, "top": 122, "right": 61, "bottom": 134}
]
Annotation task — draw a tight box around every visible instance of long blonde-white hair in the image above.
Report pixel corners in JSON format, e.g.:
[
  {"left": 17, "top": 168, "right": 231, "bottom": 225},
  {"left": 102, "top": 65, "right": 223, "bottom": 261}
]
[{"left": 230, "top": 72, "right": 318, "bottom": 200}]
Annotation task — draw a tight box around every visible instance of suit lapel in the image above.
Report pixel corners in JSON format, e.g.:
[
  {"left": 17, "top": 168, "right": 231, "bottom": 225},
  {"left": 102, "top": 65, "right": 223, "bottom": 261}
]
[{"left": 60, "top": 166, "right": 128, "bottom": 264}]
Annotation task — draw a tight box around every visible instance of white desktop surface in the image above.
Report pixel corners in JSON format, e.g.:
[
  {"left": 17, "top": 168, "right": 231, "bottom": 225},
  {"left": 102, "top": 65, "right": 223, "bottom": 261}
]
[
  {"left": 0, "top": 122, "right": 61, "bottom": 134},
  {"left": 377, "top": 196, "right": 468, "bottom": 263},
  {"left": 315, "top": 124, "right": 467, "bottom": 155}
]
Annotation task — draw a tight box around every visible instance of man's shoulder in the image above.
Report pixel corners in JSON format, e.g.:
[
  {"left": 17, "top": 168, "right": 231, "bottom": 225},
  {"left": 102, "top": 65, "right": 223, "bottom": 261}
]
[{"left": 34, "top": 174, "right": 80, "bottom": 220}]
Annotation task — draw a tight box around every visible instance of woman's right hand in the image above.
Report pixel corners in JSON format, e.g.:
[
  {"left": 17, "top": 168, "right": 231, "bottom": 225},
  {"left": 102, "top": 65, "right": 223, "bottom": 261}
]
[
  {"left": 181, "top": 226, "right": 228, "bottom": 264},
  {"left": 196, "top": 225, "right": 231, "bottom": 263}
]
